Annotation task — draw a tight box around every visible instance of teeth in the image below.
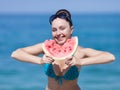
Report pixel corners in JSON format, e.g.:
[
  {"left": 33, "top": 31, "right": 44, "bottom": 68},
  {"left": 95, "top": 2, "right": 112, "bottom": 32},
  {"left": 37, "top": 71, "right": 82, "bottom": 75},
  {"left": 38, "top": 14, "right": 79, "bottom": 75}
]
[
  {"left": 55, "top": 35, "right": 65, "bottom": 41},
  {"left": 61, "top": 34, "right": 64, "bottom": 37}
]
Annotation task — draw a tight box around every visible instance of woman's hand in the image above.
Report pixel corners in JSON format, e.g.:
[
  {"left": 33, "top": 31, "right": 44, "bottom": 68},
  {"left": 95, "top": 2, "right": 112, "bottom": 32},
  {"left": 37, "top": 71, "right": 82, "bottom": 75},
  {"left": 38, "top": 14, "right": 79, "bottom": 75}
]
[
  {"left": 65, "top": 55, "right": 78, "bottom": 67},
  {"left": 42, "top": 55, "right": 54, "bottom": 64}
]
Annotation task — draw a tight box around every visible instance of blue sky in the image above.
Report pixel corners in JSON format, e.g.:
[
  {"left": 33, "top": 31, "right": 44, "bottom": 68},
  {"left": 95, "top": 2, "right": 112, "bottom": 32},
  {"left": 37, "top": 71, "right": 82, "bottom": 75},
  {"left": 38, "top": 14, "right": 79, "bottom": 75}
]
[{"left": 0, "top": 0, "right": 120, "bottom": 14}]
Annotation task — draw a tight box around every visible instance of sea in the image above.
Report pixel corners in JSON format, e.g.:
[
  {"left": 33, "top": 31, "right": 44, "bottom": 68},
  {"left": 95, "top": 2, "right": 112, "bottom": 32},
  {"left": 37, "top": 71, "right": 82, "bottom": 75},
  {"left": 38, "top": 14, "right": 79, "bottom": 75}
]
[{"left": 0, "top": 13, "right": 120, "bottom": 90}]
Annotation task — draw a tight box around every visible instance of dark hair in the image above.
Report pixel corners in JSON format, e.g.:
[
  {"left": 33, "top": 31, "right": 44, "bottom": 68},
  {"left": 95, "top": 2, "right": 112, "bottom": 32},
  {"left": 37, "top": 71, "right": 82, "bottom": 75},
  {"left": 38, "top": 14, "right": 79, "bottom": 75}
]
[{"left": 49, "top": 9, "right": 73, "bottom": 26}]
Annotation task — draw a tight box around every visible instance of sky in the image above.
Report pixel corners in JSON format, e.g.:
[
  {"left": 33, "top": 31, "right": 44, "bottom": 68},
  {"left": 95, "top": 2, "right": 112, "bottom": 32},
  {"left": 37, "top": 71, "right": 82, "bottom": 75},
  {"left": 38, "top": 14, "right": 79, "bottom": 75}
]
[{"left": 0, "top": 0, "right": 120, "bottom": 14}]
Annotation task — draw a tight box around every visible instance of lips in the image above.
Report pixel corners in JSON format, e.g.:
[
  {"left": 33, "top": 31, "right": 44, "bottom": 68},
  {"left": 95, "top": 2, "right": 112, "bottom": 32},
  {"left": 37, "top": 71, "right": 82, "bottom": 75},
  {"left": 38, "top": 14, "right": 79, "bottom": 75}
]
[
  {"left": 54, "top": 35, "right": 66, "bottom": 45},
  {"left": 57, "top": 37, "right": 64, "bottom": 41}
]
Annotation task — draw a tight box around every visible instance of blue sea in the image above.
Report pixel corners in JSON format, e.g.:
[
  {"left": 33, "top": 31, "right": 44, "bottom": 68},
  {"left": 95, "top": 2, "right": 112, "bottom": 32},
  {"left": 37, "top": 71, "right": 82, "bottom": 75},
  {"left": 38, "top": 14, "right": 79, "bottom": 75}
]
[{"left": 0, "top": 13, "right": 120, "bottom": 90}]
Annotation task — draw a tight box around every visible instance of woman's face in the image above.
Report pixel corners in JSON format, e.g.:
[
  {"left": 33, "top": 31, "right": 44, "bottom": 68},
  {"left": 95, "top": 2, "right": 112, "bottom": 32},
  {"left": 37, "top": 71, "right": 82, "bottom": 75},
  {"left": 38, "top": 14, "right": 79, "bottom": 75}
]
[{"left": 51, "top": 18, "right": 73, "bottom": 45}]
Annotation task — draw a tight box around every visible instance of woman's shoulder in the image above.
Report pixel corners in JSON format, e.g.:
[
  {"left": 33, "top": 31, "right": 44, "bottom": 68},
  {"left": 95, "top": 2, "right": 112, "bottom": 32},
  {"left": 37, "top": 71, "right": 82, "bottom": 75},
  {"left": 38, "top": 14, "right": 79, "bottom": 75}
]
[
  {"left": 76, "top": 46, "right": 94, "bottom": 56},
  {"left": 74, "top": 46, "right": 85, "bottom": 58}
]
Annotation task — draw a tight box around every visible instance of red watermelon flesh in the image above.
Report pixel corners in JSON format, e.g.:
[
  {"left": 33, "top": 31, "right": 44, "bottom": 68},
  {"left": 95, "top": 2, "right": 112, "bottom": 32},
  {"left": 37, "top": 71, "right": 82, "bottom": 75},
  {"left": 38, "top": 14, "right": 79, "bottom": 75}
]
[{"left": 42, "top": 36, "right": 78, "bottom": 60}]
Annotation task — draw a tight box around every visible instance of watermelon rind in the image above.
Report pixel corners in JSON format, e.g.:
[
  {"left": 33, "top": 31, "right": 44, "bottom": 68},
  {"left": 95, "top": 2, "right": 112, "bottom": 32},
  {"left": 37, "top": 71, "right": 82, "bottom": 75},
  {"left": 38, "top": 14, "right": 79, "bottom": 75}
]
[{"left": 42, "top": 36, "right": 78, "bottom": 61}]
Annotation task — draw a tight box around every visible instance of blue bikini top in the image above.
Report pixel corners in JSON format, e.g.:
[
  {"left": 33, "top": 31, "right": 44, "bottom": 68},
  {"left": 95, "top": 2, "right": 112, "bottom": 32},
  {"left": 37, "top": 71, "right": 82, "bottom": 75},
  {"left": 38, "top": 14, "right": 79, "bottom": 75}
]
[{"left": 44, "top": 63, "right": 79, "bottom": 85}]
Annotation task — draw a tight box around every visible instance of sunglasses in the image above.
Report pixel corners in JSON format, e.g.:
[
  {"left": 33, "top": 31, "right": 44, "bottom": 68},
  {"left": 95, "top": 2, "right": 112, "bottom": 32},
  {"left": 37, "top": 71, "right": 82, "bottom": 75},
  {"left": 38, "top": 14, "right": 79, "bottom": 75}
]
[{"left": 49, "top": 13, "right": 72, "bottom": 26}]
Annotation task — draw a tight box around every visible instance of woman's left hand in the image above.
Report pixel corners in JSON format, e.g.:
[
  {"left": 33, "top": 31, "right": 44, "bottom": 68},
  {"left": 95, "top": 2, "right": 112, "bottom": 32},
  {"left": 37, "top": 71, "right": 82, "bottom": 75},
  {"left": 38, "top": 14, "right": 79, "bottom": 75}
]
[{"left": 65, "top": 55, "right": 77, "bottom": 67}]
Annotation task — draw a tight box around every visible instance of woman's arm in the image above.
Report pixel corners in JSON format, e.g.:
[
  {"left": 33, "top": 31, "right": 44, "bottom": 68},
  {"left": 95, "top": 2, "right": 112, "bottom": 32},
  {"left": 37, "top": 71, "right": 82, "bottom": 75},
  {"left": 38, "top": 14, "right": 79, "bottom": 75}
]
[
  {"left": 11, "top": 43, "right": 44, "bottom": 64},
  {"left": 65, "top": 47, "right": 115, "bottom": 66},
  {"left": 76, "top": 48, "right": 115, "bottom": 66}
]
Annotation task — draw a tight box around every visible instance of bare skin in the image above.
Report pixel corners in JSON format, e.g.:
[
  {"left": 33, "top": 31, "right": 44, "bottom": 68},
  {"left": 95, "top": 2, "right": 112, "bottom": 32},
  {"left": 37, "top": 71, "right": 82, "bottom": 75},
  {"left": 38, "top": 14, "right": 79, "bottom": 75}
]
[
  {"left": 11, "top": 17, "right": 115, "bottom": 90},
  {"left": 46, "top": 78, "right": 80, "bottom": 90},
  {"left": 11, "top": 44, "right": 115, "bottom": 90}
]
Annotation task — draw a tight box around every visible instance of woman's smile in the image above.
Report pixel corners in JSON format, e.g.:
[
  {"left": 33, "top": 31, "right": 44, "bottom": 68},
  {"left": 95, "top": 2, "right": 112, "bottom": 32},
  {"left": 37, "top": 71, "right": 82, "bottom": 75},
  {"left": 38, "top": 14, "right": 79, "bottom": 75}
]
[
  {"left": 55, "top": 35, "right": 66, "bottom": 45},
  {"left": 51, "top": 18, "right": 73, "bottom": 45}
]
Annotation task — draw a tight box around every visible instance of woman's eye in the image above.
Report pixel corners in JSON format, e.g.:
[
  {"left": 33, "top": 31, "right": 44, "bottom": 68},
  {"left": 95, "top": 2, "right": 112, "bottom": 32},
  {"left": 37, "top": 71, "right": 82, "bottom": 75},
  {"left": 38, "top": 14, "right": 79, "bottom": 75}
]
[
  {"left": 60, "top": 26, "right": 65, "bottom": 30},
  {"left": 52, "top": 29, "right": 57, "bottom": 32}
]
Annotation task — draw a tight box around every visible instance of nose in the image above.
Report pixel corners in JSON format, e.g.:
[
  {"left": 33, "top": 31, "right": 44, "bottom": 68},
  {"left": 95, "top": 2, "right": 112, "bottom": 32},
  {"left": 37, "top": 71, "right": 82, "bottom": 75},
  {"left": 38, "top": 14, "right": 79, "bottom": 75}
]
[{"left": 56, "top": 30, "right": 61, "bottom": 36}]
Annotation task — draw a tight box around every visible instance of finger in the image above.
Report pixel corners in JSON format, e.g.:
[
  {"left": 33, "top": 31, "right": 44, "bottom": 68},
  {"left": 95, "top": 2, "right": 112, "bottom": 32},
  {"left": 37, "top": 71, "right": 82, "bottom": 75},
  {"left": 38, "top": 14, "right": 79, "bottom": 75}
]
[
  {"left": 67, "top": 61, "right": 74, "bottom": 66},
  {"left": 65, "top": 57, "right": 73, "bottom": 62},
  {"left": 65, "top": 60, "right": 71, "bottom": 66},
  {"left": 66, "top": 59, "right": 75, "bottom": 66},
  {"left": 49, "top": 58, "right": 54, "bottom": 63},
  {"left": 47, "top": 58, "right": 54, "bottom": 63},
  {"left": 45, "top": 54, "right": 53, "bottom": 59},
  {"left": 42, "top": 57, "right": 52, "bottom": 64},
  {"left": 44, "top": 54, "right": 53, "bottom": 60},
  {"left": 46, "top": 55, "right": 54, "bottom": 62},
  {"left": 65, "top": 57, "right": 72, "bottom": 64}
]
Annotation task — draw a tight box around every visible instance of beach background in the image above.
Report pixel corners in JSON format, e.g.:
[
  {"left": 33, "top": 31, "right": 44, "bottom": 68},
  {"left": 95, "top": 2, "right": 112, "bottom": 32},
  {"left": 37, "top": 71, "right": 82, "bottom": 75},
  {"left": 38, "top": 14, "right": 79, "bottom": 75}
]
[{"left": 0, "top": 0, "right": 120, "bottom": 90}]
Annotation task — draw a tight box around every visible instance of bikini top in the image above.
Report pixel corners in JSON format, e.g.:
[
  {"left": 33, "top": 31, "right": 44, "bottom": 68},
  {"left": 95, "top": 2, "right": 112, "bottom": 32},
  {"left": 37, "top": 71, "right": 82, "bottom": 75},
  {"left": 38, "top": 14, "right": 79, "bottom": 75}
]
[{"left": 44, "top": 63, "right": 79, "bottom": 85}]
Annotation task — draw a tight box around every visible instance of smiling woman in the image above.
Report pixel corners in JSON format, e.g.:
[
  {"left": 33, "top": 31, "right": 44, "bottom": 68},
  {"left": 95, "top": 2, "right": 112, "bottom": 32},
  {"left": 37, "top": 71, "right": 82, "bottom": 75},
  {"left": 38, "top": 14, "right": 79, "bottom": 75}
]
[{"left": 11, "top": 9, "right": 115, "bottom": 90}]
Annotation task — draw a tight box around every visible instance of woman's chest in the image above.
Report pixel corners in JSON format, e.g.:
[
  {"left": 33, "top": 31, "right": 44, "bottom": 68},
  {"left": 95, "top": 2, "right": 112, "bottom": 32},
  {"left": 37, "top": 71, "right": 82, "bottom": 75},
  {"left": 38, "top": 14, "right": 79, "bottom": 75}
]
[{"left": 52, "top": 60, "right": 68, "bottom": 76}]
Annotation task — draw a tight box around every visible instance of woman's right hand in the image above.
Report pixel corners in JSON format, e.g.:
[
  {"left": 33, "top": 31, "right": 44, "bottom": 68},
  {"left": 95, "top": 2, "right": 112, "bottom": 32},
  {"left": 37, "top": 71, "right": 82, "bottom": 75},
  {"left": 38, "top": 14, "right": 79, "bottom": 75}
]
[{"left": 42, "top": 55, "right": 54, "bottom": 64}]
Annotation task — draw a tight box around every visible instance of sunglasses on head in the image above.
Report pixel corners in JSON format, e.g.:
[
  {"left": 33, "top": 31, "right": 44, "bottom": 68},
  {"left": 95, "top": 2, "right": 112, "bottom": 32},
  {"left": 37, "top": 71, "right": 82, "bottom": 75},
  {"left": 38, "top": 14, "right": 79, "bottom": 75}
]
[{"left": 49, "top": 13, "right": 72, "bottom": 26}]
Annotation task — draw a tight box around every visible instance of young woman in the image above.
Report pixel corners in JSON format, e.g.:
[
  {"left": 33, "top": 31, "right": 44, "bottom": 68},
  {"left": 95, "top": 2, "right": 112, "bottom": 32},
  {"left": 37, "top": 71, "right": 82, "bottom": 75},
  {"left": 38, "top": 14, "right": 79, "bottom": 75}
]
[{"left": 11, "top": 9, "right": 115, "bottom": 90}]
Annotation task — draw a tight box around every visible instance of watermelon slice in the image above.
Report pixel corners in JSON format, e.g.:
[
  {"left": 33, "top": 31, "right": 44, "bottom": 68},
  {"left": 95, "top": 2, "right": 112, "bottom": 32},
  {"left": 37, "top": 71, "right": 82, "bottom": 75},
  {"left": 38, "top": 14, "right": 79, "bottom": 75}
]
[{"left": 42, "top": 36, "right": 78, "bottom": 60}]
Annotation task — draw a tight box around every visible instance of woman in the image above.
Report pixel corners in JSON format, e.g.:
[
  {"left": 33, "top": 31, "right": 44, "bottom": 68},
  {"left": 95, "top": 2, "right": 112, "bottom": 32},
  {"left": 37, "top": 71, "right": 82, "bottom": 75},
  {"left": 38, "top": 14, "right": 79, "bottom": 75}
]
[{"left": 11, "top": 9, "right": 115, "bottom": 90}]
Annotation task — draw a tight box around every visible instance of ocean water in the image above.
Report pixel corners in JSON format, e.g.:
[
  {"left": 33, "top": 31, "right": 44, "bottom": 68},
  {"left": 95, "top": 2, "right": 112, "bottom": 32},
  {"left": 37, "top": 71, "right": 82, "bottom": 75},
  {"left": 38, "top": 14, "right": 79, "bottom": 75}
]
[{"left": 0, "top": 13, "right": 120, "bottom": 90}]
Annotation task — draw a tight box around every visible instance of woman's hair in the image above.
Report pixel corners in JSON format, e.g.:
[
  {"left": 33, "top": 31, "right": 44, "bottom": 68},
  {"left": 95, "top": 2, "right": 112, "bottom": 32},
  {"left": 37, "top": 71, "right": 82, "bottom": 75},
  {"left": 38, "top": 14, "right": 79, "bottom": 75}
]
[{"left": 49, "top": 9, "right": 73, "bottom": 26}]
